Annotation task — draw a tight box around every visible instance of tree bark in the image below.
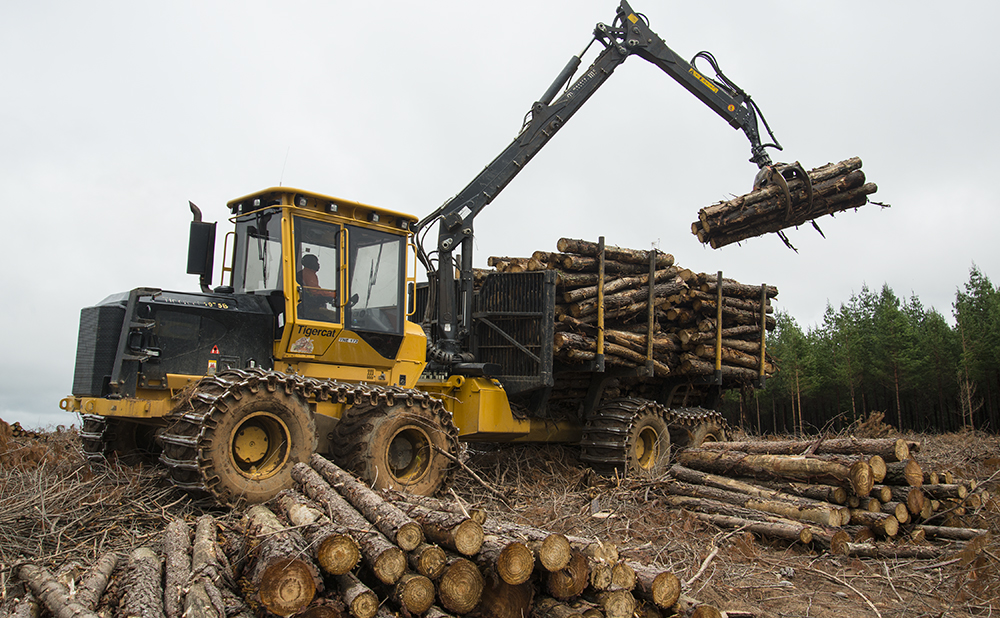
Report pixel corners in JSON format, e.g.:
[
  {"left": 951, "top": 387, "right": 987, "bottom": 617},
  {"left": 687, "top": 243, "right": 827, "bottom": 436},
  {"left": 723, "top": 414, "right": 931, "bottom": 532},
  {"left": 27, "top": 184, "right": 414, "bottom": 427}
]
[
  {"left": 74, "top": 552, "right": 119, "bottom": 613},
  {"left": 292, "top": 463, "right": 406, "bottom": 585},
  {"left": 669, "top": 464, "right": 849, "bottom": 527},
  {"left": 162, "top": 519, "right": 190, "bottom": 618},
  {"left": 335, "top": 572, "right": 378, "bottom": 618},
  {"left": 556, "top": 238, "right": 674, "bottom": 267},
  {"left": 120, "top": 547, "right": 164, "bottom": 618},
  {"left": 686, "top": 511, "right": 813, "bottom": 544},
  {"left": 15, "top": 564, "right": 100, "bottom": 618},
  {"left": 744, "top": 478, "right": 848, "bottom": 505},
  {"left": 676, "top": 448, "right": 873, "bottom": 497},
  {"left": 848, "top": 509, "right": 899, "bottom": 537},
  {"left": 395, "top": 502, "right": 484, "bottom": 556},
  {"left": 698, "top": 437, "right": 910, "bottom": 461},
  {"left": 309, "top": 454, "right": 424, "bottom": 552},
  {"left": 185, "top": 515, "right": 226, "bottom": 618}
]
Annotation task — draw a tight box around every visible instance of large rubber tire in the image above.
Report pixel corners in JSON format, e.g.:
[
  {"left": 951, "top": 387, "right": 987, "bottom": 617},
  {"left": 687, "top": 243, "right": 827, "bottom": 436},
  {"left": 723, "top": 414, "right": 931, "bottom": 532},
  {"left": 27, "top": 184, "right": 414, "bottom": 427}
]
[
  {"left": 200, "top": 385, "right": 317, "bottom": 505},
  {"left": 689, "top": 418, "right": 727, "bottom": 446},
  {"left": 579, "top": 399, "right": 672, "bottom": 478},
  {"left": 626, "top": 413, "right": 671, "bottom": 477},
  {"left": 106, "top": 419, "right": 162, "bottom": 464},
  {"left": 332, "top": 403, "right": 456, "bottom": 496}
]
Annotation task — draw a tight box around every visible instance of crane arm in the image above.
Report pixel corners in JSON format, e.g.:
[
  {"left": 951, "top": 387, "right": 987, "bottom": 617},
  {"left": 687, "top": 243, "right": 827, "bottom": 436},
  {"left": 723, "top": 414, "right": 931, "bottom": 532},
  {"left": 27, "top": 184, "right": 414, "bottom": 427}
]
[{"left": 417, "top": 1, "right": 781, "bottom": 361}]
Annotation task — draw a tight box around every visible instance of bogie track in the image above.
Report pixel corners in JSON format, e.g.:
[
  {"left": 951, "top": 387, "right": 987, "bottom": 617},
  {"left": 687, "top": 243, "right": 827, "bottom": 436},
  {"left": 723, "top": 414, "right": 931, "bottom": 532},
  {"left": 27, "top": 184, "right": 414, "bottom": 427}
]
[
  {"left": 157, "top": 368, "right": 459, "bottom": 506},
  {"left": 579, "top": 398, "right": 727, "bottom": 477}
]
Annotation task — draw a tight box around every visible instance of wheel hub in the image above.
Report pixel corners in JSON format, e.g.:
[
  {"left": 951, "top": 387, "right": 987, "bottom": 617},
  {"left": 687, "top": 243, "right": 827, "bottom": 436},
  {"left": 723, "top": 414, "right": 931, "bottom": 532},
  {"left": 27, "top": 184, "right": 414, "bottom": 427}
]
[
  {"left": 229, "top": 412, "right": 291, "bottom": 480},
  {"left": 387, "top": 427, "right": 432, "bottom": 483},
  {"left": 635, "top": 426, "right": 660, "bottom": 470}
]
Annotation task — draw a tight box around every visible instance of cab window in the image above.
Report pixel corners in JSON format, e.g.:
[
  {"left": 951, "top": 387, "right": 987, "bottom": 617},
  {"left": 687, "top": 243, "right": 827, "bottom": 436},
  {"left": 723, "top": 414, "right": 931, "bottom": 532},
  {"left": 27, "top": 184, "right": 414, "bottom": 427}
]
[
  {"left": 346, "top": 226, "right": 405, "bottom": 335},
  {"left": 294, "top": 217, "right": 341, "bottom": 323}
]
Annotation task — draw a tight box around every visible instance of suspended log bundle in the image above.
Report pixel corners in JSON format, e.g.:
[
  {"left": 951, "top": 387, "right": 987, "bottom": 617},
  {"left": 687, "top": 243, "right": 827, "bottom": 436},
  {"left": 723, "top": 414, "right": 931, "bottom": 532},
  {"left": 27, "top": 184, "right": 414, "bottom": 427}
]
[
  {"left": 486, "top": 237, "right": 779, "bottom": 393},
  {"left": 691, "top": 157, "right": 882, "bottom": 249}
]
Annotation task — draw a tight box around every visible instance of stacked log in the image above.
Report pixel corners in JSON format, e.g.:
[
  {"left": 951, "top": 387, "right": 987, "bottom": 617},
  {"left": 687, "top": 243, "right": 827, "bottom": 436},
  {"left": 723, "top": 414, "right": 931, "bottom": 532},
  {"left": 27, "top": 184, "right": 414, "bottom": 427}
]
[
  {"left": 486, "top": 237, "right": 778, "bottom": 388},
  {"left": 691, "top": 157, "right": 881, "bottom": 249},
  {"left": 657, "top": 437, "right": 991, "bottom": 559},
  {"left": 10, "top": 446, "right": 990, "bottom": 617}
]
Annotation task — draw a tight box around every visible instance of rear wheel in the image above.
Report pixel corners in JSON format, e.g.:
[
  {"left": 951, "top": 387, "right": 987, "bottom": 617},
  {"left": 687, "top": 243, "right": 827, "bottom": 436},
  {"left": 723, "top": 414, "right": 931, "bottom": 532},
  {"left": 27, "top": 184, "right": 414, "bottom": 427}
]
[
  {"left": 580, "top": 399, "right": 672, "bottom": 478},
  {"left": 332, "top": 401, "right": 457, "bottom": 495}
]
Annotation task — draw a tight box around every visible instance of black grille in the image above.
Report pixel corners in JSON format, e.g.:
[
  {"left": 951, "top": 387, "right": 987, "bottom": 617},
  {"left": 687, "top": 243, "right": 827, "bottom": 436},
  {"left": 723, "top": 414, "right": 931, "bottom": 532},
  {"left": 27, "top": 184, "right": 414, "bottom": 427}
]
[
  {"left": 72, "top": 304, "right": 125, "bottom": 397},
  {"left": 473, "top": 271, "right": 555, "bottom": 395}
]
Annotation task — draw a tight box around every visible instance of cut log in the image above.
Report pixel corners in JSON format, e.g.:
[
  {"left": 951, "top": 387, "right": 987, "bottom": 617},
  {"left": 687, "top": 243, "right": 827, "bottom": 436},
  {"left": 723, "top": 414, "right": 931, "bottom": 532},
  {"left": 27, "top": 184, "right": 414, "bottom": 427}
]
[
  {"left": 848, "top": 509, "right": 899, "bottom": 537},
  {"left": 120, "top": 547, "right": 164, "bottom": 618},
  {"left": 438, "top": 558, "right": 485, "bottom": 615},
  {"left": 556, "top": 238, "right": 675, "bottom": 268},
  {"left": 745, "top": 478, "right": 848, "bottom": 505},
  {"left": 478, "top": 537, "right": 534, "bottom": 585},
  {"left": 15, "top": 563, "right": 101, "bottom": 618},
  {"left": 395, "top": 502, "right": 484, "bottom": 556},
  {"left": 275, "top": 490, "right": 361, "bottom": 576},
  {"left": 882, "top": 502, "right": 910, "bottom": 525},
  {"left": 474, "top": 578, "right": 533, "bottom": 618},
  {"left": 246, "top": 505, "right": 321, "bottom": 617},
  {"left": 291, "top": 463, "right": 406, "bottom": 585},
  {"left": 527, "top": 533, "right": 573, "bottom": 572},
  {"left": 309, "top": 454, "right": 424, "bottom": 552},
  {"left": 594, "top": 590, "right": 636, "bottom": 618},
  {"left": 185, "top": 515, "right": 226, "bottom": 618},
  {"left": 393, "top": 573, "right": 436, "bottom": 615},
  {"left": 547, "top": 551, "right": 590, "bottom": 601},
  {"left": 629, "top": 566, "right": 680, "bottom": 609},
  {"left": 677, "top": 448, "right": 873, "bottom": 497},
  {"left": 921, "top": 483, "right": 968, "bottom": 500},
  {"left": 73, "top": 552, "right": 118, "bottom": 613},
  {"left": 533, "top": 597, "right": 584, "bottom": 618},
  {"left": 669, "top": 464, "right": 849, "bottom": 527},
  {"left": 843, "top": 543, "right": 941, "bottom": 560},
  {"left": 162, "top": 519, "right": 190, "bottom": 618},
  {"left": 915, "top": 525, "right": 989, "bottom": 541},
  {"left": 409, "top": 542, "right": 448, "bottom": 580},
  {"left": 336, "top": 572, "right": 378, "bottom": 618},
  {"left": 382, "top": 489, "right": 487, "bottom": 525},
  {"left": 883, "top": 459, "right": 923, "bottom": 487},
  {"left": 686, "top": 511, "right": 812, "bottom": 544}
]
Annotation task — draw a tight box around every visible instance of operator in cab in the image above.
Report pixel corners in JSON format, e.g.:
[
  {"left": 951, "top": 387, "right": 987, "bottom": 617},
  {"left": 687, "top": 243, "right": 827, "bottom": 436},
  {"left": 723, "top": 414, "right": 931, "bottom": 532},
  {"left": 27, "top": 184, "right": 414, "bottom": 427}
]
[{"left": 297, "top": 253, "right": 338, "bottom": 322}]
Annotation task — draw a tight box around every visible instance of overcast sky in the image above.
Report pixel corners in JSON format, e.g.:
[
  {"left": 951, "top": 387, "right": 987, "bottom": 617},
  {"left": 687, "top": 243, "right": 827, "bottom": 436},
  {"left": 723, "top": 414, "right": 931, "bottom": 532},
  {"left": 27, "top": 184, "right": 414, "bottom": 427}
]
[{"left": 3, "top": 1, "right": 998, "bottom": 429}]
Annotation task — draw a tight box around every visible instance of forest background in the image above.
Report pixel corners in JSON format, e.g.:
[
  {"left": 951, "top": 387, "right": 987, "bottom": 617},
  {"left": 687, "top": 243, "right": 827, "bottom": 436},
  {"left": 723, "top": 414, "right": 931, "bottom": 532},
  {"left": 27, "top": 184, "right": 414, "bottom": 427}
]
[{"left": 730, "top": 263, "right": 1000, "bottom": 436}]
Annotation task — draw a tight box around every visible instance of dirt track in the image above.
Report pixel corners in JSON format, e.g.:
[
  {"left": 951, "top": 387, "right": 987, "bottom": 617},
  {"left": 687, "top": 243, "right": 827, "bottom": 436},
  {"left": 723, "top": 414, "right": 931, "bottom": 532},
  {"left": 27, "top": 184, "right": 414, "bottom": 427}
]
[{"left": 1, "top": 422, "right": 997, "bottom": 617}]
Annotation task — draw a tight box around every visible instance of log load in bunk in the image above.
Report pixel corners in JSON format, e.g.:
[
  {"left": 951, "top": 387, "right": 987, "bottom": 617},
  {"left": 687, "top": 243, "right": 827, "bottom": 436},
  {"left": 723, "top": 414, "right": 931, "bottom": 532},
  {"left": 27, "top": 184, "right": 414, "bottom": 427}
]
[
  {"left": 486, "top": 238, "right": 779, "bottom": 391},
  {"left": 691, "top": 157, "right": 883, "bottom": 249}
]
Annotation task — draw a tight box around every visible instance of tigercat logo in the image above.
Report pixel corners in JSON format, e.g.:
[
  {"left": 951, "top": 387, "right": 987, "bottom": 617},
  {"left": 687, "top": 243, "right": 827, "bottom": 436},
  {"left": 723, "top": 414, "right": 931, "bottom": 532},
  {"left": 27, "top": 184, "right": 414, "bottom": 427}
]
[
  {"left": 688, "top": 67, "right": 719, "bottom": 94},
  {"left": 296, "top": 325, "right": 337, "bottom": 338}
]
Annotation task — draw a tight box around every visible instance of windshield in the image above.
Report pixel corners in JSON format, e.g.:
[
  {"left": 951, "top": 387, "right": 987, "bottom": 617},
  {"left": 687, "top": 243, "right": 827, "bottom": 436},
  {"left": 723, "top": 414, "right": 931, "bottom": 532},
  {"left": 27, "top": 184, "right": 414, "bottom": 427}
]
[
  {"left": 347, "top": 226, "right": 405, "bottom": 335},
  {"left": 234, "top": 208, "right": 283, "bottom": 293}
]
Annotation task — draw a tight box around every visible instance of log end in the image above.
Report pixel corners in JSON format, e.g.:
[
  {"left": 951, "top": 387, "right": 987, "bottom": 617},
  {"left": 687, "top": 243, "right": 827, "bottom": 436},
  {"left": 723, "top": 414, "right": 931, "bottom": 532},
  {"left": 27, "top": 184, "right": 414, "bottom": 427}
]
[{"left": 259, "top": 558, "right": 318, "bottom": 617}]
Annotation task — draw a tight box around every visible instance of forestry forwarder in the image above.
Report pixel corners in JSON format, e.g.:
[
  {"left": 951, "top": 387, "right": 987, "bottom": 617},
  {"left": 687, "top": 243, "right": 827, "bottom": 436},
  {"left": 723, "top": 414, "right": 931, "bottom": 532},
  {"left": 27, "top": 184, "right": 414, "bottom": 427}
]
[{"left": 61, "top": 1, "right": 802, "bottom": 505}]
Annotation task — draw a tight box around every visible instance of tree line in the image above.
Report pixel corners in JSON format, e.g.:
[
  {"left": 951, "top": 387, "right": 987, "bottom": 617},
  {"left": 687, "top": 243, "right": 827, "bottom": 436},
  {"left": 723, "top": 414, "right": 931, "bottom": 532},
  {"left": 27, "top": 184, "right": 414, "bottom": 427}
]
[{"left": 723, "top": 264, "right": 1000, "bottom": 435}]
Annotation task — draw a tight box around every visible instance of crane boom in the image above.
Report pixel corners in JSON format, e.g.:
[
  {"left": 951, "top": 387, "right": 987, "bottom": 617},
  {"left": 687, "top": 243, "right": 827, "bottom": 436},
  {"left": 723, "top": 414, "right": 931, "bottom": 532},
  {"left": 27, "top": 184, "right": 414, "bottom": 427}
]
[{"left": 417, "top": 0, "right": 780, "bottom": 363}]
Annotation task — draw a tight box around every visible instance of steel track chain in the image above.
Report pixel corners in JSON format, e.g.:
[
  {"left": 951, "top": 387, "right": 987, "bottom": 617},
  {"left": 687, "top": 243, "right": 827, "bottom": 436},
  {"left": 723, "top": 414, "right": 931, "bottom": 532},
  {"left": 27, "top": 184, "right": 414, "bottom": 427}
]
[
  {"left": 578, "top": 398, "right": 727, "bottom": 475},
  {"left": 157, "top": 368, "right": 460, "bottom": 503}
]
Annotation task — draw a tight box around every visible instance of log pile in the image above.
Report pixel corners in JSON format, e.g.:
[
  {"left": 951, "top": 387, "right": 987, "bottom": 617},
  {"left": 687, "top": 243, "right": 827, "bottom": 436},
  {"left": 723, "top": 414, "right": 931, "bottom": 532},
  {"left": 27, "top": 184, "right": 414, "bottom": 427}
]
[
  {"left": 487, "top": 238, "right": 778, "bottom": 388},
  {"left": 690, "top": 157, "right": 882, "bottom": 249},
  {"left": 652, "top": 437, "right": 992, "bottom": 560},
  {"left": 7, "top": 454, "right": 728, "bottom": 618}
]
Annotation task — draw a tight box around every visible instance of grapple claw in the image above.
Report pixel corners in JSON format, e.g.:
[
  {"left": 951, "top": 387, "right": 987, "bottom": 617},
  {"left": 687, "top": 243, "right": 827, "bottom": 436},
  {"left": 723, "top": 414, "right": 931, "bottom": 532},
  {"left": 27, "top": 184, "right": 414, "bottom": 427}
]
[{"left": 752, "top": 161, "right": 814, "bottom": 220}]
